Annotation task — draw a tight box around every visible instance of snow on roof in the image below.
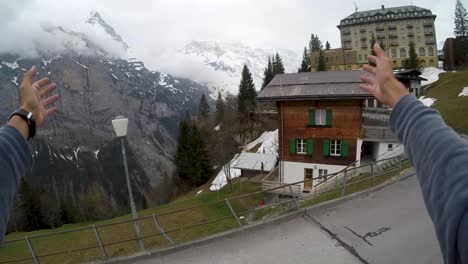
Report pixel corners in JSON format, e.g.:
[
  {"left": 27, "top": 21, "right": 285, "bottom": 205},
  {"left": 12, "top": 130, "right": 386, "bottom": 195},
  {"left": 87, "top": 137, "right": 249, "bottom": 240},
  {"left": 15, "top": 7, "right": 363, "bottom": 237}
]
[
  {"left": 210, "top": 130, "right": 278, "bottom": 191},
  {"left": 459, "top": 87, "right": 468, "bottom": 97},
  {"left": 421, "top": 67, "right": 445, "bottom": 86},
  {"left": 419, "top": 96, "right": 436, "bottom": 107},
  {"left": 232, "top": 152, "right": 276, "bottom": 172}
]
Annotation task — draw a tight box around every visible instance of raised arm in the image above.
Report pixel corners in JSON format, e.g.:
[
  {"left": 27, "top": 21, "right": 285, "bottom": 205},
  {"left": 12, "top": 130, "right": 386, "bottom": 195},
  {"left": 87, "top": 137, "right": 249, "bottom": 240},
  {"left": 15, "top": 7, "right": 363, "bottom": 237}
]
[
  {"left": 360, "top": 43, "right": 468, "bottom": 264},
  {"left": 0, "top": 66, "right": 58, "bottom": 243}
]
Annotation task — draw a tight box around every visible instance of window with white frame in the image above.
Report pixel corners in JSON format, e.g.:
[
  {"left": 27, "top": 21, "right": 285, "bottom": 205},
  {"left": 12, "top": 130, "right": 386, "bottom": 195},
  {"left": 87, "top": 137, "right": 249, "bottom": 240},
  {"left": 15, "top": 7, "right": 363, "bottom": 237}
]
[
  {"left": 315, "top": 109, "right": 327, "bottom": 125},
  {"left": 330, "top": 140, "right": 342, "bottom": 156},
  {"left": 296, "top": 139, "right": 307, "bottom": 154},
  {"left": 319, "top": 169, "right": 329, "bottom": 182}
]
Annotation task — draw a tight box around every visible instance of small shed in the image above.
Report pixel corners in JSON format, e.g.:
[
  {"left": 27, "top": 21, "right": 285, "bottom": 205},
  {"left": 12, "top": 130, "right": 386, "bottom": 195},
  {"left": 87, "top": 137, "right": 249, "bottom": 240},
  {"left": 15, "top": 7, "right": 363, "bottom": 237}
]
[{"left": 233, "top": 152, "right": 277, "bottom": 178}]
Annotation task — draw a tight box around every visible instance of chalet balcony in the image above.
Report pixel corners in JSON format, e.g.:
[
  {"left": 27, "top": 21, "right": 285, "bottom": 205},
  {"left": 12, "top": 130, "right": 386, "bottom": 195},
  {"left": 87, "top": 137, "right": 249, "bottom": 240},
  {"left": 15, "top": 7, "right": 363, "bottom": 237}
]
[{"left": 362, "top": 107, "right": 398, "bottom": 142}]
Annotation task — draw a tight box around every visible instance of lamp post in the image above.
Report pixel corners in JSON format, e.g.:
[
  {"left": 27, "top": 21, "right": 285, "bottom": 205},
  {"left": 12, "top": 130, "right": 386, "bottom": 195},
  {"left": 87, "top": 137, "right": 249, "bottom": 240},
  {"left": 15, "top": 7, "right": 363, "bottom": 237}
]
[{"left": 112, "top": 116, "right": 145, "bottom": 251}]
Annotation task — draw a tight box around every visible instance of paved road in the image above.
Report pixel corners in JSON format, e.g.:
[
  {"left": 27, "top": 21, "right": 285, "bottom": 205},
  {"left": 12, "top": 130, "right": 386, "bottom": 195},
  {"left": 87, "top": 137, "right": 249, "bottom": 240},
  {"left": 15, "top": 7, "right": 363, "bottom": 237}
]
[
  {"left": 310, "top": 173, "right": 443, "bottom": 264},
  {"left": 129, "top": 172, "right": 442, "bottom": 264}
]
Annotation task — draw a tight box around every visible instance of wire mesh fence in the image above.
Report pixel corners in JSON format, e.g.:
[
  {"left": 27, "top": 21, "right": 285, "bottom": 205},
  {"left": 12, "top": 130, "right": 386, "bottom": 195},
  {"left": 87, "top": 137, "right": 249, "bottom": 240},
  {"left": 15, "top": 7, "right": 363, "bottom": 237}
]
[{"left": 0, "top": 155, "right": 411, "bottom": 264}]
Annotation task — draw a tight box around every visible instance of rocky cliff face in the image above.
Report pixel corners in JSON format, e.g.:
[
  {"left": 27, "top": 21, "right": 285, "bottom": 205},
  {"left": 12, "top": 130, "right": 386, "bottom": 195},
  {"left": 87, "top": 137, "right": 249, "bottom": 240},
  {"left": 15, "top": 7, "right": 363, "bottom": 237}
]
[{"left": 0, "top": 52, "right": 211, "bottom": 222}]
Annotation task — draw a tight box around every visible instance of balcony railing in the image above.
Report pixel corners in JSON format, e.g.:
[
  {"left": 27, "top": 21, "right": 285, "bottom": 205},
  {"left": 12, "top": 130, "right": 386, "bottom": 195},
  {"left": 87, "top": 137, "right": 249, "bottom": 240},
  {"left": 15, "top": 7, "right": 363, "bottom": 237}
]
[
  {"left": 423, "top": 21, "right": 433, "bottom": 27},
  {"left": 363, "top": 126, "right": 398, "bottom": 141},
  {"left": 426, "top": 40, "right": 435, "bottom": 44},
  {"left": 389, "top": 32, "right": 398, "bottom": 38},
  {"left": 376, "top": 26, "right": 385, "bottom": 31},
  {"left": 389, "top": 42, "right": 399, "bottom": 47},
  {"left": 407, "top": 31, "right": 414, "bottom": 36},
  {"left": 342, "top": 30, "right": 351, "bottom": 35},
  {"left": 388, "top": 24, "right": 397, "bottom": 29},
  {"left": 424, "top": 31, "right": 434, "bottom": 36},
  {"left": 407, "top": 24, "right": 413, "bottom": 28}
]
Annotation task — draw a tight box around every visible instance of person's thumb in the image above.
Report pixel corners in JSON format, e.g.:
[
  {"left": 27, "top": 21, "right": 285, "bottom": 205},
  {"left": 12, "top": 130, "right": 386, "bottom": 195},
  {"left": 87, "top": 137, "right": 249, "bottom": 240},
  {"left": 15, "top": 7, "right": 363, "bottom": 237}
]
[{"left": 20, "top": 66, "right": 37, "bottom": 88}]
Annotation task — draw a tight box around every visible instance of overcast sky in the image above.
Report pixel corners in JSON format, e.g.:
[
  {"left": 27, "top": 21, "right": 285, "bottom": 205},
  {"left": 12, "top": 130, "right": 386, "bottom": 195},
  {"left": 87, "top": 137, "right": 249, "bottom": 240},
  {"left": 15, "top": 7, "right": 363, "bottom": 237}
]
[{"left": 0, "top": 0, "right": 458, "bottom": 64}]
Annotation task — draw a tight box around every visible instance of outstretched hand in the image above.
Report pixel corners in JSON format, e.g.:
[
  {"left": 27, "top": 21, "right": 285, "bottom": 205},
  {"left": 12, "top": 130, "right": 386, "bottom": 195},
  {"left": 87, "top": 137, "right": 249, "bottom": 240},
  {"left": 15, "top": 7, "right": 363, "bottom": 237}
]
[
  {"left": 360, "top": 43, "right": 408, "bottom": 107},
  {"left": 19, "top": 66, "right": 58, "bottom": 127}
]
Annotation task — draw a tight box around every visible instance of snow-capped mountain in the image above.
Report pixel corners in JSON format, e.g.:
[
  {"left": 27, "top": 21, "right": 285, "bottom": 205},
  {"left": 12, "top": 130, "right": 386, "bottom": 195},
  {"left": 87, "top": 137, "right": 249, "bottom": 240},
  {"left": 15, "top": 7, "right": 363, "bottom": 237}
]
[
  {"left": 86, "top": 11, "right": 129, "bottom": 52},
  {"left": 181, "top": 40, "right": 301, "bottom": 97}
]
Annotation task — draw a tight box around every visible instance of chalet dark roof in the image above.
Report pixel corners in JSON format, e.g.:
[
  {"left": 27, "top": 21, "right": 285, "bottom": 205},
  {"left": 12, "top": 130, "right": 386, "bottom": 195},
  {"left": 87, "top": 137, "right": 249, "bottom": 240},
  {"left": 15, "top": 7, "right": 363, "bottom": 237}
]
[
  {"left": 257, "top": 70, "right": 373, "bottom": 102},
  {"left": 394, "top": 69, "right": 428, "bottom": 81}
]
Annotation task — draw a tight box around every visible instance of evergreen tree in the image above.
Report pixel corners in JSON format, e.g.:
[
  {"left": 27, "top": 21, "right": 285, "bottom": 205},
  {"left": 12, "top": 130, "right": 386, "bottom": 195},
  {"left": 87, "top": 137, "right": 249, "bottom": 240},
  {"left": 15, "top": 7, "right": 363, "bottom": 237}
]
[
  {"left": 298, "top": 47, "right": 310, "bottom": 72},
  {"left": 325, "top": 41, "right": 331, "bottom": 50},
  {"left": 262, "top": 57, "right": 274, "bottom": 89},
  {"left": 237, "top": 65, "right": 257, "bottom": 114},
  {"left": 370, "top": 34, "right": 377, "bottom": 56},
  {"left": 455, "top": 0, "right": 468, "bottom": 37},
  {"left": 309, "top": 34, "right": 323, "bottom": 52},
  {"left": 317, "top": 50, "right": 327, "bottom": 71},
  {"left": 403, "top": 41, "right": 422, "bottom": 69},
  {"left": 215, "top": 92, "right": 225, "bottom": 123},
  {"left": 18, "top": 179, "right": 47, "bottom": 231},
  {"left": 272, "top": 52, "right": 285, "bottom": 74},
  {"left": 175, "top": 119, "right": 213, "bottom": 186},
  {"left": 198, "top": 94, "right": 210, "bottom": 119}
]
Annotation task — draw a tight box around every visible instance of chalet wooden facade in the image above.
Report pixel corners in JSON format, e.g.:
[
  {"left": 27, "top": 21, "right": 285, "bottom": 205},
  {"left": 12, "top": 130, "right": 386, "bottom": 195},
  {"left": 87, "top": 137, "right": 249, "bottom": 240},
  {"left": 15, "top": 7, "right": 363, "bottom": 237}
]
[{"left": 258, "top": 70, "right": 424, "bottom": 193}]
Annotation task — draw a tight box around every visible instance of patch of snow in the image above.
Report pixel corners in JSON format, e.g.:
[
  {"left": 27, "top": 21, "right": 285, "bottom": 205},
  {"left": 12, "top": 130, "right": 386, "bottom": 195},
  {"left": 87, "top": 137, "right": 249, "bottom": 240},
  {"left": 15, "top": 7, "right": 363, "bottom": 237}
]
[
  {"left": 421, "top": 67, "right": 446, "bottom": 86},
  {"left": 214, "top": 123, "right": 222, "bottom": 131},
  {"left": 48, "top": 72, "right": 51, "bottom": 75},
  {"left": 245, "top": 130, "right": 279, "bottom": 155},
  {"left": 459, "top": 87, "right": 468, "bottom": 97},
  {"left": 210, "top": 154, "right": 242, "bottom": 191},
  {"left": 94, "top": 149, "right": 100, "bottom": 159},
  {"left": 111, "top": 73, "right": 119, "bottom": 80},
  {"left": 158, "top": 73, "right": 168, "bottom": 86},
  {"left": 11, "top": 77, "right": 18, "bottom": 86},
  {"left": 2, "top": 61, "right": 19, "bottom": 70},
  {"left": 196, "top": 190, "right": 203, "bottom": 195},
  {"left": 42, "top": 58, "right": 52, "bottom": 66},
  {"left": 210, "top": 130, "right": 279, "bottom": 191},
  {"left": 73, "top": 146, "right": 82, "bottom": 160},
  {"left": 239, "top": 216, "right": 245, "bottom": 220},
  {"left": 74, "top": 60, "right": 88, "bottom": 69},
  {"left": 419, "top": 96, "right": 437, "bottom": 107}
]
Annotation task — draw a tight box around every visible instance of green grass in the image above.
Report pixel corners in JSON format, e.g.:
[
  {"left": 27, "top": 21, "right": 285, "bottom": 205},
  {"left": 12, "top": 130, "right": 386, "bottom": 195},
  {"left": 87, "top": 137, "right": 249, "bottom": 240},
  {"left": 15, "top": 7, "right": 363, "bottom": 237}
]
[
  {"left": 0, "top": 181, "right": 262, "bottom": 264},
  {"left": 425, "top": 70, "right": 468, "bottom": 134}
]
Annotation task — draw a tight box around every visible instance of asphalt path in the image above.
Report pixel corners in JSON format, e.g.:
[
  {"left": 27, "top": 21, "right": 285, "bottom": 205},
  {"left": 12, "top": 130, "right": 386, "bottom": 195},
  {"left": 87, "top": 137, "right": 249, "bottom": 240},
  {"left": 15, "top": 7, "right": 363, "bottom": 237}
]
[{"left": 127, "top": 171, "right": 442, "bottom": 264}]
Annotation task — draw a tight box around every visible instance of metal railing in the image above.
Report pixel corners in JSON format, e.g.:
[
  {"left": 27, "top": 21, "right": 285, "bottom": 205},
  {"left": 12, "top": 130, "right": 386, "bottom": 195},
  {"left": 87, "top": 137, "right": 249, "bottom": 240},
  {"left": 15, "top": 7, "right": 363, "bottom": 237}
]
[{"left": 0, "top": 155, "right": 411, "bottom": 264}]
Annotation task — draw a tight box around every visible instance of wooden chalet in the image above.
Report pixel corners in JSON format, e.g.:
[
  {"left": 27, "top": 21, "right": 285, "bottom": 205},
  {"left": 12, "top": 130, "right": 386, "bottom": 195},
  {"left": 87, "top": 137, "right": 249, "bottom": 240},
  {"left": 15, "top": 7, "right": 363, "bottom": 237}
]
[{"left": 257, "top": 70, "right": 423, "bottom": 193}]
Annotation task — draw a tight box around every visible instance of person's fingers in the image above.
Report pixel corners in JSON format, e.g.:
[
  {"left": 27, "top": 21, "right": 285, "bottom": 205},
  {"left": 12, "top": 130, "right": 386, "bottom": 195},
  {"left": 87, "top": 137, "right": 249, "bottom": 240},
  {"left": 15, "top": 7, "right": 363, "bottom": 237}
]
[
  {"left": 362, "top": 64, "right": 376, "bottom": 75},
  {"left": 359, "top": 84, "right": 375, "bottom": 94},
  {"left": 374, "top": 43, "right": 385, "bottom": 57},
  {"left": 367, "top": 55, "right": 378, "bottom": 65},
  {"left": 360, "top": 75, "right": 376, "bottom": 86},
  {"left": 33, "top": 77, "right": 50, "bottom": 89},
  {"left": 41, "top": 94, "right": 59, "bottom": 106},
  {"left": 46, "top": 107, "right": 58, "bottom": 116},
  {"left": 20, "top": 66, "right": 37, "bottom": 88},
  {"left": 39, "top": 83, "right": 57, "bottom": 97}
]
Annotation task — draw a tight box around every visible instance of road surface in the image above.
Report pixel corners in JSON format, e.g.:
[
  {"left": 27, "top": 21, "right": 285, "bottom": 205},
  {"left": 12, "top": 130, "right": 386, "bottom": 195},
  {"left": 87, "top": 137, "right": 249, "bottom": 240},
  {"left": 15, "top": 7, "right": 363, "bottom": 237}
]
[{"left": 128, "top": 172, "right": 442, "bottom": 264}]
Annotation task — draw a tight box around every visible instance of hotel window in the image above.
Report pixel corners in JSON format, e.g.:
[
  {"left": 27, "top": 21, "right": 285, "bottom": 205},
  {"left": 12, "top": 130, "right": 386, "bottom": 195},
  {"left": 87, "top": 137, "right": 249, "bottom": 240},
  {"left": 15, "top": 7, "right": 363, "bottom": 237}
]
[
  {"left": 419, "top": 48, "right": 426, "bottom": 56},
  {"left": 392, "top": 49, "right": 397, "bottom": 57},
  {"left": 400, "top": 48, "right": 407, "bottom": 57},
  {"left": 428, "top": 47, "right": 434, "bottom": 56},
  {"left": 319, "top": 169, "right": 329, "bottom": 182}
]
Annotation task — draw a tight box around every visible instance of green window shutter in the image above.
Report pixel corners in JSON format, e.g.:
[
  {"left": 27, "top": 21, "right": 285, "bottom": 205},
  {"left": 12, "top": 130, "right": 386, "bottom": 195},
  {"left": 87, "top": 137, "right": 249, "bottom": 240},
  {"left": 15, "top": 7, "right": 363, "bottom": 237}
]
[
  {"left": 289, "top": 138, "right": 296, "bottom": 154},
  {"left": 326, "top": 109, "right": 333, "bottom": 126},
  {"left": 308, "top": 109, "right": 315, "bottom": 126},
  {"left": 341, "top": 140, "right": 349, "bottom": 157},
  {"left": 307, "top": 138, "right": 313, "bottom": 156},
  {"left": 323, "top": 139, "right": 330, "bottom": 157}
]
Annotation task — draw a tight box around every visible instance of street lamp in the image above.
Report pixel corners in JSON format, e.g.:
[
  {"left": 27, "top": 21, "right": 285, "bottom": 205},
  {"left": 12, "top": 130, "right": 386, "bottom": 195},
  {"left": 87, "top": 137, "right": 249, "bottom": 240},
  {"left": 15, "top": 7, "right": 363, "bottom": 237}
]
[{"left": 112, "top": 116, "right": 145, "bottom": 251}]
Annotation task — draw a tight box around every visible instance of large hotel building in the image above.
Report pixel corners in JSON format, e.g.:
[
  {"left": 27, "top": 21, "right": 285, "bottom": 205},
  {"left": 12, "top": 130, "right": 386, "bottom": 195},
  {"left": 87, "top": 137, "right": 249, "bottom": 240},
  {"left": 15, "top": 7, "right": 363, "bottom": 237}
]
[{"left": 311, "top": 5, "right": 438, "bottom": 71}]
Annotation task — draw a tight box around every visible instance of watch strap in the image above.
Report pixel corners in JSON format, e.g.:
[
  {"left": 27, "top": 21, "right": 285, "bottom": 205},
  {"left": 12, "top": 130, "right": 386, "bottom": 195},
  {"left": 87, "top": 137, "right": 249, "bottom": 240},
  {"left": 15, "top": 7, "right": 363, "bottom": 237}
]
[{"left": 8, "top": 109, "right": 36, "bottom": 140}]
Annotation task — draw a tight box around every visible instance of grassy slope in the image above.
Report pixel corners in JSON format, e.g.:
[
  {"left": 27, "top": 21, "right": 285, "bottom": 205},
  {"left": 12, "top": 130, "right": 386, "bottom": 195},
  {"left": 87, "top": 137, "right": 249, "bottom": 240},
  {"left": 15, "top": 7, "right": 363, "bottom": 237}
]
[
  {"left": 0, "top": 181, "right": 263, "bottom": 264},
  {"left": 425, "top": 70, "right": 468, "bottom": 134}
]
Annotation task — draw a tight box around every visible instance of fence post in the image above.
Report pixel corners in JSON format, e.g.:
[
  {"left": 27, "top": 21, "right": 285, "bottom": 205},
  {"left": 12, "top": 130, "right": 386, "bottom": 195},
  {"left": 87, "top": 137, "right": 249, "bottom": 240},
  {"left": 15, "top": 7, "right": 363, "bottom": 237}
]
[
  {"left": 341, "top": 170, "right": 348, "bottom": 197},
  {"left": 152, "top": 214, "right": 175, "bottom": 245},
  {"left": 371, "top": 162, "right": 375, "bottom": 186},
  {"left": 93, "top": 225, "right": 108, "bottom": 259},
  {"left": 25, "top": 236, "right": 40, "bottom": 264},
  {"left": 288, "top": 185, "right": 299, "bottom": 209},
  {"left": 225, "top": 199, "right": 242, "bottom": 227},
  {"left": 398, "top": 156, "right": 402, "bottom": 176}
]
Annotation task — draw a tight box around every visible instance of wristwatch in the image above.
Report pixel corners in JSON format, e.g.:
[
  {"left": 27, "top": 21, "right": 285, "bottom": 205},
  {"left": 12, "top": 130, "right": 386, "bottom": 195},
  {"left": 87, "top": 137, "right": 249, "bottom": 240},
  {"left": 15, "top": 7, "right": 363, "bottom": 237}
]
[{"left": 8, "top": 109, "right": 36, "bottom": 140}]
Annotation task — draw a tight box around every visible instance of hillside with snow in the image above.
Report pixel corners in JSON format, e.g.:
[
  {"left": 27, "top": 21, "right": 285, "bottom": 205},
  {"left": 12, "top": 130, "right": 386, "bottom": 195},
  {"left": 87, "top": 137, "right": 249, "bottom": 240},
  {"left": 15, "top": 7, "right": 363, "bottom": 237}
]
[{"left": 180, "top": 41, "right": 300, "bottom": 97}]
